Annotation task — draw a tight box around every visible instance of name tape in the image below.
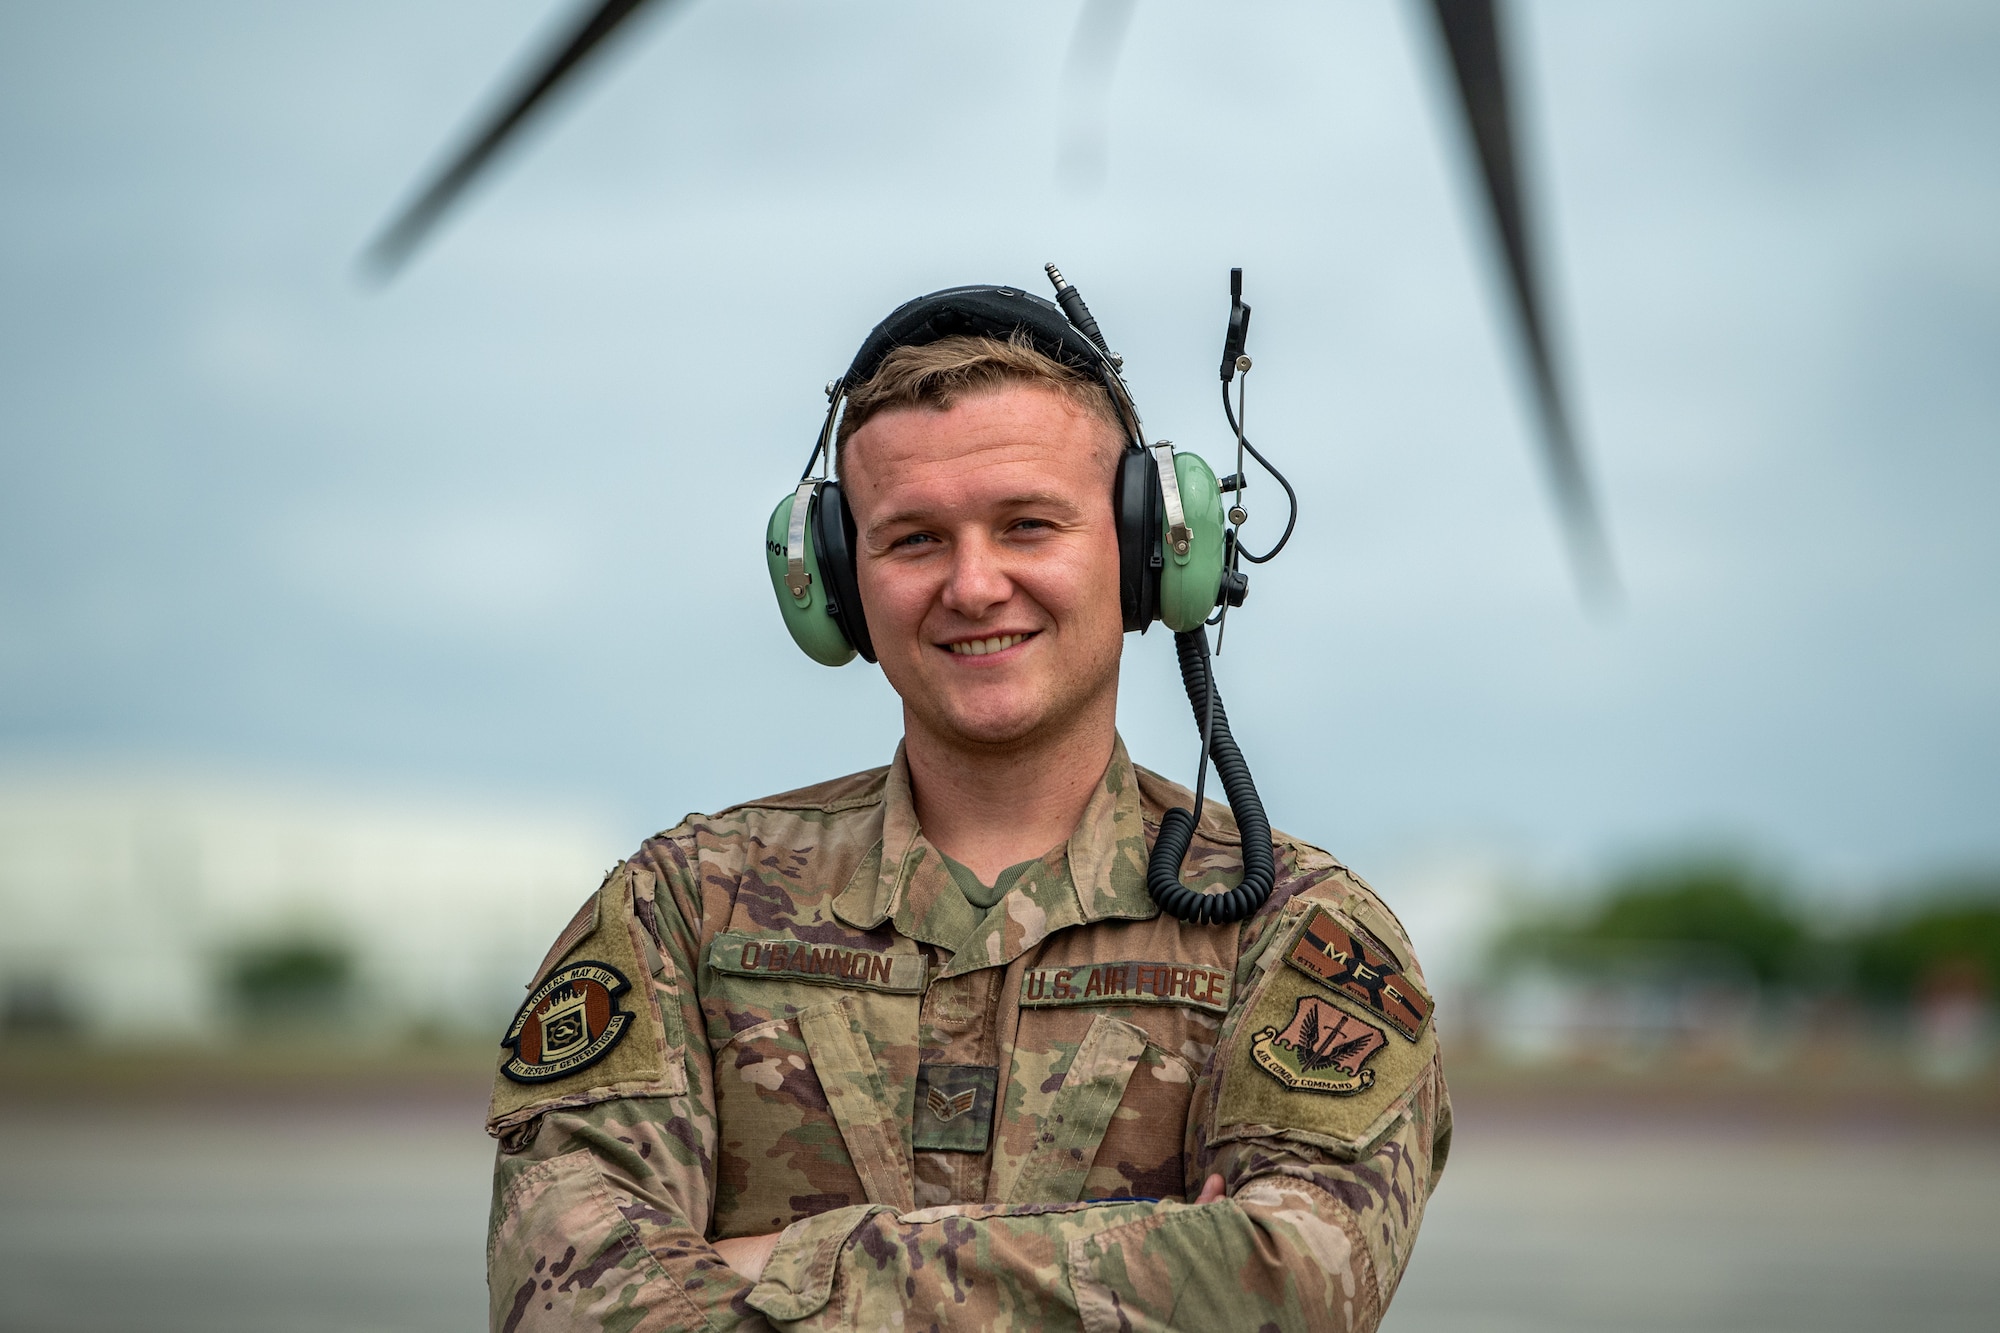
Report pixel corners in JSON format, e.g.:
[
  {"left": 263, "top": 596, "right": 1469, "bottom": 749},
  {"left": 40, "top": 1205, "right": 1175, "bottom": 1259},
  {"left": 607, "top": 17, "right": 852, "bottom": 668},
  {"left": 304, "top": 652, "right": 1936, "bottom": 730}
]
[{"left": 708, "top": 932, "right": 928, "bottom": 994}]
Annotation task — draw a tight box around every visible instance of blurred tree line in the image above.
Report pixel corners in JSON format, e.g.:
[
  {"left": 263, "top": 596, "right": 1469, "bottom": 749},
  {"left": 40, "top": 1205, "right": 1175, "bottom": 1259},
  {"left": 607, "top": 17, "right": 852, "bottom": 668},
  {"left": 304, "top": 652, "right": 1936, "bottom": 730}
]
[
  {"left": 1488, "top": 856, "right": 2000, "bottom": 1006},
  {"left": 223, "top": 937, "right": 356, "bottom": 1026}
]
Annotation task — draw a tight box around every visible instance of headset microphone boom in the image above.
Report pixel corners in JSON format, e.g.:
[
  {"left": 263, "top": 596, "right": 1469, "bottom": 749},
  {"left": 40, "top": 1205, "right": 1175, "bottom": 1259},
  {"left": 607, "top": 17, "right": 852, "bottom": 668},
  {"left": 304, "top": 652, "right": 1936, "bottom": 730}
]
[{"left": 764, "top": 267, "right": 1299, "bottom": 927}]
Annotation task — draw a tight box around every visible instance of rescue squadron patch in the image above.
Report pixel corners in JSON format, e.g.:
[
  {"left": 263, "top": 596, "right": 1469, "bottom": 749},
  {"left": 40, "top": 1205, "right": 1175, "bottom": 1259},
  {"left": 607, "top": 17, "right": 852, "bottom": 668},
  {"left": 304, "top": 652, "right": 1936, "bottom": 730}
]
[
  {"left": 501, "top": 961, "right": 634, "bottom": 1084},
  {"left": 1283, "top": 906, "right": 1432, "bottom": 1041},
  {"left": 1019, "top": 960, "right": 1232, "bottom": 1014},
  {"left": 1249, "top": 995, "right": 1387, "bottom": 1096}
]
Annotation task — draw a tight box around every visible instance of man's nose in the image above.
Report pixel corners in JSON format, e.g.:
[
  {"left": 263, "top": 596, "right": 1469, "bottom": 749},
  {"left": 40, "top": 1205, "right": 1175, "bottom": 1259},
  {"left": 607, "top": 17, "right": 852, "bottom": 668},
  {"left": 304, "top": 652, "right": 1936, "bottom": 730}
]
[{"left": 940, "top": 535, "right": 1013, "bottom": 619}]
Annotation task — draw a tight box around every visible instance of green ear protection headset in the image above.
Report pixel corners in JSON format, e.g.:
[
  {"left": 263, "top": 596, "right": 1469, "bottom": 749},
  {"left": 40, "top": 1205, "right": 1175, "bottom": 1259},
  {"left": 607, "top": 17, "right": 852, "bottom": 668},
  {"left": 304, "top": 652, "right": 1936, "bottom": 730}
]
[
  {"left": 764, "top": 275, "right": 1233, "bottom": 667},
  {"left": 763, "top": 265, "right": 1287, "bottom": 928}
]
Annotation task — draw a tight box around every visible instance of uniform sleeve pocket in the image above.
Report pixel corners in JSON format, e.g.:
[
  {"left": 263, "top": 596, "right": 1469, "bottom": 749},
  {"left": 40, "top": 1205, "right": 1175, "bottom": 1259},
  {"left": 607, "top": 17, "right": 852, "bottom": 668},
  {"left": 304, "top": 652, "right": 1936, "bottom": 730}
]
[
  {"left": 748, "top": 1203, "right": 895, "bottom": 1324},
  {"left": 488, "top": 1149, "right": 703, "bottom": 1333}
]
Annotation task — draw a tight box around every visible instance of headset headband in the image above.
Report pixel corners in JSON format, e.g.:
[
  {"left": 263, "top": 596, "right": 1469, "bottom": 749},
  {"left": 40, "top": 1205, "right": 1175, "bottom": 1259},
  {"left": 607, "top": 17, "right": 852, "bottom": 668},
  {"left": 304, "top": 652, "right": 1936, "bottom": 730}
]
[
  {"left": 822, "top": 285, "right": 1145, "bottom": 466},
  {"left": 846, "top": 285, "right": 1105, "bottom": 383}
]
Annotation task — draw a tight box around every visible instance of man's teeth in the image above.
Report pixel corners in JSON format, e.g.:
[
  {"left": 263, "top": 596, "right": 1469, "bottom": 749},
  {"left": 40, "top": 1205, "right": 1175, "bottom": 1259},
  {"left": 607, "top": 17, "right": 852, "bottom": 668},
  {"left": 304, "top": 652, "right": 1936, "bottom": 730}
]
[{"left": 949, "top": 633, "right": 1029, "bottom": 656}]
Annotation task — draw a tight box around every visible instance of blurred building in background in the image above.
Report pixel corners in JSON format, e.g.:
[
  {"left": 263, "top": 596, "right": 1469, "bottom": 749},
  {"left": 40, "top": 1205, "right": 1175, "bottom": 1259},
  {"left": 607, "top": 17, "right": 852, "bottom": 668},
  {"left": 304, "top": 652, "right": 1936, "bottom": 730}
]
[
  {"left": 7, "top": 760, "right": 1993, "bottom": 1085},
  {"left": 0, "top": 769, "right": 612, "bottom": 1042}
]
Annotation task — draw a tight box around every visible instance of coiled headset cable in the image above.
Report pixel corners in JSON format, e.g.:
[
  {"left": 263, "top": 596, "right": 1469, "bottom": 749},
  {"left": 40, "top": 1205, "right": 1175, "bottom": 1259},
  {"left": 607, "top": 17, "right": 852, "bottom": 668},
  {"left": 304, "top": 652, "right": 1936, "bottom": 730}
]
[
  {"left": 1144, "top": 267, "right": 1292, "bottom": 927},
  {"left": 1147, "top": 627, "right": 1276, "bottom": 925}
]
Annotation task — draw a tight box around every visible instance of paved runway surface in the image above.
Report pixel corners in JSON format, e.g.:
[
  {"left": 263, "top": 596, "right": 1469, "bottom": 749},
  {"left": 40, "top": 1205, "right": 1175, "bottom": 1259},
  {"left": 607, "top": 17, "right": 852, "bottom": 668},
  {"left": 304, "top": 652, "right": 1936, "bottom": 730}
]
[
  {"left": 1, "top": 1087, "right": 1995, "bottom": 1332},
  {"left": 1385, "top": 1116, "right": 2000, "bottom": 1333}
]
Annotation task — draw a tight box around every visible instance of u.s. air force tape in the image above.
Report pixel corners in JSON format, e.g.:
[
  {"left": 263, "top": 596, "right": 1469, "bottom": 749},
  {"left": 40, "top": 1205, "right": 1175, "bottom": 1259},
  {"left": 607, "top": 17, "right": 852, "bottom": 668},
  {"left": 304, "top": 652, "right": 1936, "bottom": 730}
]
[{"left": 1018, "top": 960, "right": 1233, "bottom": 1014}]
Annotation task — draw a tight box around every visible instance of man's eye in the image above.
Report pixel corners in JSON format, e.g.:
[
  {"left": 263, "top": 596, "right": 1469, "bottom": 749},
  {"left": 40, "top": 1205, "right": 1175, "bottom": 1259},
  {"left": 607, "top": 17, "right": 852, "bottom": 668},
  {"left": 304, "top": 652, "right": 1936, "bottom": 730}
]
[
  {"left": 890, "top": 532, "right": 937, "bottom": 550},
  {"left": 1013, "top": 518, "right": 1053, "bottom": 533}
]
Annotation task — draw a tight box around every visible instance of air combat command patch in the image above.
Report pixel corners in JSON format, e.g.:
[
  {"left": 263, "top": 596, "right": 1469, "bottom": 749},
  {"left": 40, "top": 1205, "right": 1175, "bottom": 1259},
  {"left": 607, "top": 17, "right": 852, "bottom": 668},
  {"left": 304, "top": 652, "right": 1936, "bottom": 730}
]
[
  {"left": 1284, "top": 905, "right": 1432, "bottom": 1041},
  {"left": 501, "top": 960, "right": 634, "bottom": 1084},
  {"left": 1249, "top": 995, "right": 1387, "bottom": 1095}
]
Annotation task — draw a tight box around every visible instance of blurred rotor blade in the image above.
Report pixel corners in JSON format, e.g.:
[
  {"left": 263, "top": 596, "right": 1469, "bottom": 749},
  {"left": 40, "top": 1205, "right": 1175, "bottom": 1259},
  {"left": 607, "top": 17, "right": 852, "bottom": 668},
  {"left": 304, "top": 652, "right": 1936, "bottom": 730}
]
[
  {"left": 1057, "top": 0, "right": 1137, "bottom": 193},
  {"left": 361, "top": 0, "right": 671, "bottom": 280},
  {"left": 1426, "top": 0, "right": 1618, "bottom": 608}
]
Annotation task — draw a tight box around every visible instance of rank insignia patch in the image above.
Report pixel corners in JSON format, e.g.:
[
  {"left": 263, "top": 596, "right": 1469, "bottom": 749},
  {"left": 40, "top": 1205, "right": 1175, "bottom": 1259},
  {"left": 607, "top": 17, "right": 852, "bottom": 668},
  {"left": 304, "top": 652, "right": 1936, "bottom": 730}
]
[
  {"left": 913, "top": 1063, "right": 998, "bottom": 1152},
  {"left": 1284, "top": 906, "right": 1432, "bottom": 1041},
  {"left": 501, "top": 961, "right": 634, "bottom": 1084},
  {"left": 1249, "top": 995, "right": 1387, "bottom": 1096}
]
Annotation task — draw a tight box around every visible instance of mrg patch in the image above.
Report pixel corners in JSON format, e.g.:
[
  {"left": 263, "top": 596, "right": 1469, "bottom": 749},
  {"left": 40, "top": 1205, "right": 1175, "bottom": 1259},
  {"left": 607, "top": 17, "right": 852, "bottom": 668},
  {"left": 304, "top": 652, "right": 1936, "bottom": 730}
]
[
  {"left": 1284, "top": 905, "right": 1431, "bottom": 1041},
  {"left": 501, "top": 961, "right": 634, "bottom": 1084}
]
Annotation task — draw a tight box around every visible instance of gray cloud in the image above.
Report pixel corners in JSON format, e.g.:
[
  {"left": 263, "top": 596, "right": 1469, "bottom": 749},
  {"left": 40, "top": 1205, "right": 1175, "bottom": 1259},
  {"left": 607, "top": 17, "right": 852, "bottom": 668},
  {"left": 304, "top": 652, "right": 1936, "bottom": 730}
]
[{"left": 1, "top": 0, "right": 1994, "bottom": 893}]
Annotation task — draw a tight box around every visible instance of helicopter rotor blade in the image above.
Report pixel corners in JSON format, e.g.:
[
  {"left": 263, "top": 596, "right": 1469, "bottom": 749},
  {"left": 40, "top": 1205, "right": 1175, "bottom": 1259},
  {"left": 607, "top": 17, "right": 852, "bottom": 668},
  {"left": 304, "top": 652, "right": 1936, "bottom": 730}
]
[
  {"left": 1057, "top": 0, "right": 1137, "bottom": 193},
  {"left": 1426, "top": 0, "right": 1618, "bottom": 607},
  {"left": 361, "top": 0, "right": 671, "bottom": 280}
]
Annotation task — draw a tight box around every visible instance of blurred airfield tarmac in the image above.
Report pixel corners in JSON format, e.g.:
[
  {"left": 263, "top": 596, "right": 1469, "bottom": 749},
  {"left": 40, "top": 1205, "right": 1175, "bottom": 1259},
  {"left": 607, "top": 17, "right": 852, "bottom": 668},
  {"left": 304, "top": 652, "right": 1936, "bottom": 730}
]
[{"left": 1, "top": 1046, "right": 1994, "bottom": 1333}]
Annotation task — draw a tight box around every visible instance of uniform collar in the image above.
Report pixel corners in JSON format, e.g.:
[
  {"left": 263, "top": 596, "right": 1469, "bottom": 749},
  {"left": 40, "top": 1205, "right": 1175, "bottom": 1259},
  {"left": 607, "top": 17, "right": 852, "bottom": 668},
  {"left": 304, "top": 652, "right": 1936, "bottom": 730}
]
[{"left": 832, "top": 734, "right": 1160, "bottom": 974}]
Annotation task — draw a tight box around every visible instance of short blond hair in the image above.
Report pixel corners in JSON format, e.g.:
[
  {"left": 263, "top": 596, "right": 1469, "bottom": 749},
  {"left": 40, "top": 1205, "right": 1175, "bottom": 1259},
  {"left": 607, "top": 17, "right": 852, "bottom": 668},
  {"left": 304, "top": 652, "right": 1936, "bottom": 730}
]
[{"left": 835, "top": 332, "right": 1124, "bottom": 468}]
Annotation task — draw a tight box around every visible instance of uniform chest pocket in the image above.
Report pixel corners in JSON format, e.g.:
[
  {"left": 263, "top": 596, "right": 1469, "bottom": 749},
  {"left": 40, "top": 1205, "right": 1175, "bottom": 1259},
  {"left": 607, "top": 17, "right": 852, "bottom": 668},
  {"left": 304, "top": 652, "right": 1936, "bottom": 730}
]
[
  {"left": 712, "top": 1013, "right": 857, "bottom": 1236},
  {"left": 995, "top": 1014, "right": 1162, "bottom": 1205},
  {"left": 998, "top": 1003, "right": 1210, "bottom": 1207},
  {"left": 706, "top": 932, "right": 923, "bottom": 1236},
  {"left": 711, "top": 998, "right": 917, "bottom": 1231}
]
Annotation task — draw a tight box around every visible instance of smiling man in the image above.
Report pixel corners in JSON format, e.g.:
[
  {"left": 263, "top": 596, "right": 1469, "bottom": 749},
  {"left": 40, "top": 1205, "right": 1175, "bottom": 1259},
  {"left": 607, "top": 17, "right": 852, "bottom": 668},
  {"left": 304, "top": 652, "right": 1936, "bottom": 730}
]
[{"left": 484, "top": 288, "right": 1450, "bottom": 1332}]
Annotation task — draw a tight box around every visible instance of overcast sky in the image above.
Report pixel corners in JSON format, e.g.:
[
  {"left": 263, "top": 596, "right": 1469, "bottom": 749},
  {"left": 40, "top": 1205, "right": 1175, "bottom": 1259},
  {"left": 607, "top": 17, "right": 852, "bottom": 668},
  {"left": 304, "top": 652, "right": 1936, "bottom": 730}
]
[{"left": 2, "top": 0, "right": 1995, "bottom": 903}]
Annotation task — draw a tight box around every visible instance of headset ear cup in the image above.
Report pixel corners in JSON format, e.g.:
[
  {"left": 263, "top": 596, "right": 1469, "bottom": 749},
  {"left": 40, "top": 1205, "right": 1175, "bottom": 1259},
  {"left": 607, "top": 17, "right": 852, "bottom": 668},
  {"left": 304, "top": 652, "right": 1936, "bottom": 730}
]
[
  {"left": 766, "top": 488, "right": 859, "bottom": 666},
  {"left": 1156, "top": 450, "right": 1228, "bottom": 633},
  {"left": 812, "top": 480, "right": 876, "bottom": 663},
  {"left": 1114, "top": 447, "right": 1162, "bottom": 632}
]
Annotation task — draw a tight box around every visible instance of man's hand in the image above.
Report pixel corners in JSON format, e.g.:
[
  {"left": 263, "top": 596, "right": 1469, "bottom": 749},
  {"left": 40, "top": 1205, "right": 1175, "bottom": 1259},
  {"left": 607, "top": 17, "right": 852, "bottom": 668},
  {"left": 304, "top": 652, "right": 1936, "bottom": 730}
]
[
  {"left": 713, "top": 1178, "right": 1223, "bottom": 1283},
  {"left": 713, "top": 1231, "right": 782, "bottom": 1282}
]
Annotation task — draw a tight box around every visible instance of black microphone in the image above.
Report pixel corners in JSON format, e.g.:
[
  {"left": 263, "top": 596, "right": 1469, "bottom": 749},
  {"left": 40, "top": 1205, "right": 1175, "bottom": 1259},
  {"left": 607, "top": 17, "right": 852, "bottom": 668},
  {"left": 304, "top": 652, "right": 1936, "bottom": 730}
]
[{"left": 1221, "top": 267, "right": 1252, "bottom": 382}]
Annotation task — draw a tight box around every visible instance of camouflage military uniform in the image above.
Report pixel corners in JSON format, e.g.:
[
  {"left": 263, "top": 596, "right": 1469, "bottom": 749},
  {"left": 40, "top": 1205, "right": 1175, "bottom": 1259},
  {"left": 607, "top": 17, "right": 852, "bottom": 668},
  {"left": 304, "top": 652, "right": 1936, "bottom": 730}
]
[{"left": 486, "top": 737, "right": 1450, "bottom": 1331}]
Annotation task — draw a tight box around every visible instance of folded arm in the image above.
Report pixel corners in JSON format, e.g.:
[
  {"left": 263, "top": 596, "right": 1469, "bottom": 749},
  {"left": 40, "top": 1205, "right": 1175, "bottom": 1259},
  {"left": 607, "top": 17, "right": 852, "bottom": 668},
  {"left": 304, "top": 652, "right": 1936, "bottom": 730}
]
[
  {"left": 492, "top": 1104, "right": 772, "bottom": 1333},
  {"left": 740, "top": 1082, "right": 1445, "bottom": 1333},
  {"left": 741, "top": 884, "right": 1452, "bottom": 1332}
]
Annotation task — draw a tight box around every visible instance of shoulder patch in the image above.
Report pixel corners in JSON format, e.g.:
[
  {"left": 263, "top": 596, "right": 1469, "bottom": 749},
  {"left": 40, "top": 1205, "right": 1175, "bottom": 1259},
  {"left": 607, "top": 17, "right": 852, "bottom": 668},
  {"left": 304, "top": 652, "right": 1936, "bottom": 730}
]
[
  {"left": 1211, "top": 904, "right": 1437, "bottom": 1157},
  {"left": 1283, "top": 905, "right": 1432, "bottom": 1041},
  {"left": 501, "top": 961, "right": 634, "bottom": 1084},
  {"left": 1249, "top": 995, "right": 1387, "bottom": 1095}
]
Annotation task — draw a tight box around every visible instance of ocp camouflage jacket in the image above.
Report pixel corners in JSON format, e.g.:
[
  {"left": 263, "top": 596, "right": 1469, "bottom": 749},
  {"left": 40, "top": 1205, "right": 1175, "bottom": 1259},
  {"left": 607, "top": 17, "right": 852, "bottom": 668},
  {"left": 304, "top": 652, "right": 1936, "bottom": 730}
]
[{"left": 486, "top": 738, "right": 1451, "bottom": 1332}]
